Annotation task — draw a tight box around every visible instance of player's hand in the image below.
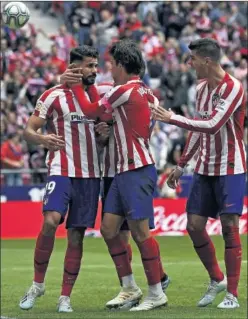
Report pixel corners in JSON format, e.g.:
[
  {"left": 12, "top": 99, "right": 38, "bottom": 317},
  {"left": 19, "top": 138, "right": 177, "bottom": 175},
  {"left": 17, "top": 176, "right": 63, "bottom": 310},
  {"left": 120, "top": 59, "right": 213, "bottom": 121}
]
[
  {"left": 94, "top": 122, "right": 110, "bottom": 138},
  {"left": 152, "top": 106, "right": 175, "bottom": 123},
  {"left": 60, "top": 64, "right": 83, "bottom": 85},
  {"left": 167, "top": 167, "right": 183, "bottom": 189},
  {"left": 41, "top": 134, "right": 65, "bottom": 151}
]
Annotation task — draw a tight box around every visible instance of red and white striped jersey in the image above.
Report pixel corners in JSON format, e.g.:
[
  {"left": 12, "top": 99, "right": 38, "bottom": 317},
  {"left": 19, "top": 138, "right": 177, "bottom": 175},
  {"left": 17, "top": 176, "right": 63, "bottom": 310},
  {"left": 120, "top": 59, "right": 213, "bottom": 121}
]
[
  {"left": 175, "top": 73, "right": 246, "bottom": 175},
  {"left": 72, "top": 79, "right": 158, "bottom": 174},
  {"left": 33, "top": 84, "right": 100, "bottom": 178},
  {"left": 96, "top": 82, "right": 157, "bottom": 177},
  {"left": 100, "top": 77, "right": 157, "bottom": 173}
]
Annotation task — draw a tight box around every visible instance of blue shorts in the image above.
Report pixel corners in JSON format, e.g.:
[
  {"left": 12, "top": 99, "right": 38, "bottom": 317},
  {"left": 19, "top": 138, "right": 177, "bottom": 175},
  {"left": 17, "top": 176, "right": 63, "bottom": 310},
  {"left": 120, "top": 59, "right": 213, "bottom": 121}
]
[
  {"left": 102, "top": 177, "right": 155, "bottom": 229},
  {"left": 43, "top": 176, "right": 100, "bottom": 229},
  {"left": 186, "top": 173, "right": 246, "bottom": 219},
  {"left": 104, "top": 165, "right": 157, "bottom": 222}
]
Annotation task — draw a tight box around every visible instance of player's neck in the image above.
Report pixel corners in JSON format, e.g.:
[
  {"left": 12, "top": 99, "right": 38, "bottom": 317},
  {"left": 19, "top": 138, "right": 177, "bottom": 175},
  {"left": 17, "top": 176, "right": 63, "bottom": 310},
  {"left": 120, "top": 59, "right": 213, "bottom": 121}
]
[
  {"left": 117, "top": 74, "right": 140, "bottom": 85},
  {"left": 126, "top": 74, "right": 140, "bottom": 82},
  {"left": 207, "top": 65, "right": 226, "bottom": 91}
]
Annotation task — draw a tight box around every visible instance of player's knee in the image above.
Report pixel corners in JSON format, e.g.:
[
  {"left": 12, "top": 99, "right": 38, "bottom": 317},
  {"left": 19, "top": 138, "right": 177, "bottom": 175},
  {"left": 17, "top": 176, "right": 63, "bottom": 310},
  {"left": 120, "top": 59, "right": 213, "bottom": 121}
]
[
  {"left": 220, "top": 213, "right": 239, "bottom": 228},
  {"left": 119, "top": 231, "right": 131, "bottom": 245},
  {"left": 186, "top": 221, "right": 205, "bottom": 233},
  {"left": 131, "top": 230, "right": 149, "bottom": 244},
  {"left": 100, "top": 223, "right": 116, "bottom": 240},
  {"left": 42, "top": 211, "right": 61, "bottom": 235}
]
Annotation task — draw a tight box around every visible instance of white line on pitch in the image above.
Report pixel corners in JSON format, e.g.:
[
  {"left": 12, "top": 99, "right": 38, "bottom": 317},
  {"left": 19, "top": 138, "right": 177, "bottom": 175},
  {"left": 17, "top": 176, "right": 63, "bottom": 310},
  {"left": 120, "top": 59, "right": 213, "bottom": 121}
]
[{"left": 1, "top": 260, "right": 247, "bottom": 272}]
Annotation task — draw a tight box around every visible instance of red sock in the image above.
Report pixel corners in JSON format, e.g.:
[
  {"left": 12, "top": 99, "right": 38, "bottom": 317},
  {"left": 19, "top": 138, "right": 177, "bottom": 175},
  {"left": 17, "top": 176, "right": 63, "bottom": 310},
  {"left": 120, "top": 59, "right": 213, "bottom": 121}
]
[
  {"left": 34, "top": 232, "right": 55, "bottom": 283},
  {"left": 105, "top": 235, "right": 132, "bottom": 279},
  {"left": 61, "top": 243, "right": 83, "bottom": 297},
  {"left": 223, "top": 226, "right": 242, "bottom": 297},
  {"left": 154, "top": 239, "right": 167, "bottom": 280},
  {"left": 137, "top": 237, "right": 161, "bottom": 286},
  {"left": 188, "top": 229, "right": 224, "bottom": 282},
  {"left": 126, "top": 243, "right": 132, "bottom": 263},
  {"left": 118, "top": 243, "right": 133, "bottom": 286}
]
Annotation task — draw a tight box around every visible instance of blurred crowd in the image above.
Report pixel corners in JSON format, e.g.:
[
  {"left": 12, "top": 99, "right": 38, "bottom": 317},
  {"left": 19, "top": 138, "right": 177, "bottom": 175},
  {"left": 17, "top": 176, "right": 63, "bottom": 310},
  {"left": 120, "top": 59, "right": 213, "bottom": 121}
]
[{"left": 1, "top": 1, "right": 247, "bottom": 197}]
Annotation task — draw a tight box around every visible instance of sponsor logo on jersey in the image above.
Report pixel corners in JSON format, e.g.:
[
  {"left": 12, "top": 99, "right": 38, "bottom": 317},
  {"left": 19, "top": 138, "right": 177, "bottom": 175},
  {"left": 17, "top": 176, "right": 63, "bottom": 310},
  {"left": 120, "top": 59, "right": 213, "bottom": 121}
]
[
  {"left": 216, "top": 99, "right": 226, "bottom": 111},
  {"left": 70, "top": 112, "right": 95, "bottom": 124}
]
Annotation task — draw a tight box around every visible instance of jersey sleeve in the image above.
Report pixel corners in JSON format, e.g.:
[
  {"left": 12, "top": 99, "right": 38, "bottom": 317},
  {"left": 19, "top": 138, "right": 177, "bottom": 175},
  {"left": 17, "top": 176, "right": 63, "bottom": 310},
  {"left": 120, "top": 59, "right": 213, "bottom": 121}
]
[
  {"left": 33, "top": 90, "right": 57, "bottom": 119},
  {"left": 100, "top": 85, "right": 133, "bottom": 112},
  {"left": 170, "top": 80, "right": 244, "bottom": 135},
  {"left": 71, "top": 84, "right": 133, "bottom": 118},
  {"left": 178, "top": 131, "right": 200, "bottom": 169}
]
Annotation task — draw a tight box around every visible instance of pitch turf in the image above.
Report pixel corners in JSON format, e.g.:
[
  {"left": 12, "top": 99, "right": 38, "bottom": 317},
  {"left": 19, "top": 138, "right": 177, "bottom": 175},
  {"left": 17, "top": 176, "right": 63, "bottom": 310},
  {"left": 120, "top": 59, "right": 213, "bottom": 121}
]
[{"left": 1, "top": 236, "right": 247, "bottom": 319}]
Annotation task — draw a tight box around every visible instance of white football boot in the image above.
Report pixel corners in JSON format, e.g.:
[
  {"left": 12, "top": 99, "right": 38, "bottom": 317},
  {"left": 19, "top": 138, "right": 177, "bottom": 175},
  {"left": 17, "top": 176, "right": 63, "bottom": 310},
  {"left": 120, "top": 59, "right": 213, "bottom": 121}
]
[
  {"left": 217, "top": 292, "right": 240, "bottom": 309},
  {"left": 198, "top": 276, "right": 227, "bottom": 307},
  {"left": 19, "top": 282, "right": 45, "bottom": 310},
  {"left": 106, "top": 286, "right": 142, "bottom": 310},
  {"left": 57, "top": 296, "right": 73, "bottom": 313},
  {"left": 130, "top": 293, "right": 168, "bottom": 311}
]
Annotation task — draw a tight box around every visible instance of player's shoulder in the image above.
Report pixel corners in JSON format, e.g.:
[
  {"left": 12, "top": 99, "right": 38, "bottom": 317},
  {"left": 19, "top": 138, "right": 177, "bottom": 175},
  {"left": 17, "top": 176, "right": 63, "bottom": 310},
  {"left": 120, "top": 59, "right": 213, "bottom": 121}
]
[
  {"left": 39, "top": 84, "right": 65, "bottom": 102},
  {"left": 225, "top": 73, "right": 243, "bottom": 89},
  {"left": 96, "top": 82, "right": 114, "bottom": 96},
  {"left": 106, "top": 83, "right": 134, "bottom": 98}
]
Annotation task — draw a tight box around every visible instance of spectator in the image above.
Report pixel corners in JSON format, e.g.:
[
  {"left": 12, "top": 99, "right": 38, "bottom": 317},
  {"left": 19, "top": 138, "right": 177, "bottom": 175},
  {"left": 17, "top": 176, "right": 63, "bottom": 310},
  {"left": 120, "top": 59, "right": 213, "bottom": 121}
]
[
  {"left": 233, "top": 58, "right": 247, "bottom": 91},
  {"left": 69, "top": 1, "right": 97, "bottom": 45},
  {"left": 49, "top": 44, "right": 67, "bottom": 74},
  {"left": 150, "top": 123, "right": 171, "bottom": 173},
  {"left": 1, "top": 133, "right": 25, "bottom": 186},
  {"left": 38, "top": 25, "right": 77, "bottom": 61},
  {"left": 95, "top": 9, "right": 118, "bottom": 65}
]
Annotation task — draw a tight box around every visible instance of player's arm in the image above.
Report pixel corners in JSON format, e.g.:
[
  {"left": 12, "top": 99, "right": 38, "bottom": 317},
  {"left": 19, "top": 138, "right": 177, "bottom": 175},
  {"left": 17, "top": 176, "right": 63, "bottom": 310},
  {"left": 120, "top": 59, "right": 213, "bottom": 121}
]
[
  {"left": 166, "top": 131, "right": 200, "bottom": 189},
  {"left": 155, "top": 81, "right": 244, "bottom": 135},
  {"left": 24, "top": 116, "right": 64, "bottom": 151},
  {"left": 24, "top": 98, "right": 65, "bottom": 151},
  {"left": 177, "top": 131, "right": 200, "bottom": 171},
  {"left": 71, "top": 84, "right": 132, "bottom": 118},
  {"left": 94, "top": 122, "right": 110, "bottom": 147},
  {"left": 59, "top": 64, "right": 83, "bottom": 85}
]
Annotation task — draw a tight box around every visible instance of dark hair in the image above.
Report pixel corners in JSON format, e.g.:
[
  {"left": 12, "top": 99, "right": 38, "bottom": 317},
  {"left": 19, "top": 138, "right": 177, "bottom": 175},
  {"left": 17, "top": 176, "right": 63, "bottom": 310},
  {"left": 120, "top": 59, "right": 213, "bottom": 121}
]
[
  {"left": 69, "top": 45, "right": 99, "bottom": 63},
  {"left": 109, "top": 40, "right": 143, "bottom": 75},
  {"left": 139, "top": 57, "right": 146, "bottom": 78},
  {"left": 188, "top": 38, "right": 221, "bottom": 62}
]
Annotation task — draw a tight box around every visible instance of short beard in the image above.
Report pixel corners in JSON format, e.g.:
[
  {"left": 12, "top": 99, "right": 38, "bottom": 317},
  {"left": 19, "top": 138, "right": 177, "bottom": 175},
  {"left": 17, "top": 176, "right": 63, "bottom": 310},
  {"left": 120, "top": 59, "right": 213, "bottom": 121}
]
[{"left": 82, "top": 76, "right": 96, "bottom": 86}]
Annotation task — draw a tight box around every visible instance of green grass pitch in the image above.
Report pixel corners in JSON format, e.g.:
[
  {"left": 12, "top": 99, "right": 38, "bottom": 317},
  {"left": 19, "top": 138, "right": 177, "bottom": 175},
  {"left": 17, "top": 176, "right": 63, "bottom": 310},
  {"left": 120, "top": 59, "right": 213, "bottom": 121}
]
[{"left": 1, "top": 235, "right": 247, "bottom": 319}]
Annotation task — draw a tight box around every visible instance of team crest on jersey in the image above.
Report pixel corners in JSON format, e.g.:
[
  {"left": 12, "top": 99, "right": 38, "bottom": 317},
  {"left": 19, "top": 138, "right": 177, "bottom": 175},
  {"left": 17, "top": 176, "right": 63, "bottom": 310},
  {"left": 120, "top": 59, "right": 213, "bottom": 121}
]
[
  {"left": 70, "top": 112, "right": 95, "bottom": 124},
  {"left": 35, "top": 101, "right": 47, "bottom": 117},
  {"left": 43, "top": 196, "right": 48, "bottom": 205},
  {"left": 212, "top": 93, "right": 220, "bottom": 107},
  {"left": 35, "top": 101, "right": 43, "bottom": 111}
]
